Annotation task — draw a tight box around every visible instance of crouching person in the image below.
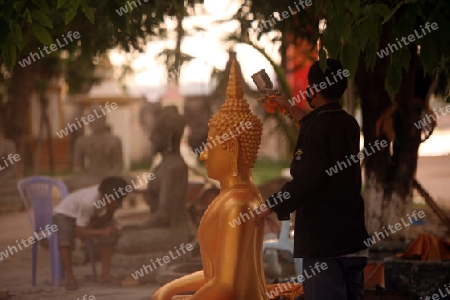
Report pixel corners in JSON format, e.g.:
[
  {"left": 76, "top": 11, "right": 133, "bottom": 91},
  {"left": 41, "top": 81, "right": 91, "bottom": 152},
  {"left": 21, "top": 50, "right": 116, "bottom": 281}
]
[{"left": 53, "top": 176, "right": 128, "bottom": 290}]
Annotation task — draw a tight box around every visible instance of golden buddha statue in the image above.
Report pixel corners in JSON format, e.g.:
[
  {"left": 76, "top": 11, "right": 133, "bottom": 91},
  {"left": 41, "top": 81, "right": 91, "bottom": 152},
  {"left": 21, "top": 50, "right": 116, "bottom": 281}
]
[{"left": 152, "top": 59, "right": 268, "bottom": 300}]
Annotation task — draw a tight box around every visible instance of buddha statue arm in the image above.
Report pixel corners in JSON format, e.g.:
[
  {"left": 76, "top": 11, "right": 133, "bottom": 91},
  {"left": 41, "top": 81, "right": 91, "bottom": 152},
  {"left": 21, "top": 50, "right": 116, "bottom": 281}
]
[
  {"left": 190, "top": 199, "right": 257, "bottom": 299},
  {"left": 152, "top": 271, "right": 206, "bottom": 300}
]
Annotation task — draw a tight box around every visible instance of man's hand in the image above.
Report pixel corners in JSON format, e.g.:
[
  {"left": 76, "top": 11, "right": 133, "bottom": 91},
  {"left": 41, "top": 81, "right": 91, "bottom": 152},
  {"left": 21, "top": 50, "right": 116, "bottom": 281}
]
[
  {"left": 267, "top": 94, "right": 292, "bottom": 112},
  {"left": 103, "top": 226, "right": 119, "bottom": 236},
  {"left": 265, "top": 94, "right": 309, "bottom": 121},
  {"left": 255, "top": 204, "right": 272, "bottom": 227}
]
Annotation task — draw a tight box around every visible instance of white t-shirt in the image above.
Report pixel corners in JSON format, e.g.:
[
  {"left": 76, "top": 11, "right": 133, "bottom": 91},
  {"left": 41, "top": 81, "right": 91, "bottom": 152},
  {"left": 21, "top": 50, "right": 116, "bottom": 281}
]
[{"left": 54, "top": 185, "right": 105, "bottom": 227}]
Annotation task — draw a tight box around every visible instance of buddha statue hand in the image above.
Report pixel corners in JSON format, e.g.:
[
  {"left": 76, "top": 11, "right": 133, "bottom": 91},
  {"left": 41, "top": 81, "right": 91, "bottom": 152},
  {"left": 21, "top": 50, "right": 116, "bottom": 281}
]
[
  {"left": 152, "top": 286, "right": 170, "bottom": 300},
  {"left": 141, "top": 211, "right": 170, "bottom": 228}
]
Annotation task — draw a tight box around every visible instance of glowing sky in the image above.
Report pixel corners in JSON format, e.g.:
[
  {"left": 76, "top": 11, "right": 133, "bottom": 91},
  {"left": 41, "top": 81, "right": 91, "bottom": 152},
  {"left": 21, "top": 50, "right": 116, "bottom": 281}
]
[{"left": 109, "top": 0, "right": 279, "bottom": 93}]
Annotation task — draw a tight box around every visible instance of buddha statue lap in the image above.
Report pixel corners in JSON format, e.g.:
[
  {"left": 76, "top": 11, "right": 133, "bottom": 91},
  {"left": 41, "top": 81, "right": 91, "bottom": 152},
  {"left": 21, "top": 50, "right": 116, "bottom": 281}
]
[{"left": 152, "top": 59, "right": 268, "bottom": 300}]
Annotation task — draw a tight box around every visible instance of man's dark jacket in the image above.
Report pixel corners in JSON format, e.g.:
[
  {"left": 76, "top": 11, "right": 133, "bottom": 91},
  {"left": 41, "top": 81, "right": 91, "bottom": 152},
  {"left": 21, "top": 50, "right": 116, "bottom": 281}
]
[{"left": 267, "top": 102, "right": 370, "bottom": 258}]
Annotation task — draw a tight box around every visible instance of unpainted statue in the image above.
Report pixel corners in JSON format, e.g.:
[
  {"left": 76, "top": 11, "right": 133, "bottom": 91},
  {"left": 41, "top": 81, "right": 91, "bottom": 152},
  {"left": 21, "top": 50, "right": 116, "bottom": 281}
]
[{"left": 117, "top": 106, "right": 191, "bottom": 254}]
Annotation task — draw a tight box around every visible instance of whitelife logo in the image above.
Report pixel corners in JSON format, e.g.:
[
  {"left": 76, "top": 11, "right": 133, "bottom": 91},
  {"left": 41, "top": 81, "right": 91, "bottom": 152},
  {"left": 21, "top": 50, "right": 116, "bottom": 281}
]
[
  {"left": 0, "top": 153, "right": 21, "bottom": 171},
  {"left": 255, "top": 0, "right": 313, "bottom": 33},
  {"left": 287, "top": 69, "right": 350, "bottom": 106},
  {"left": 228, "top": 191, "right": 291, "bottom": 228},
  {"left": 414, "top": 104, "right": 450, "bottom": 130},
  {"left": 0, "top": 225, "right": 58, "bottom": 261},
  {"left": 191, "top": 121, "right": 253, "bottom": 157},
  {"left": 325, "top": 139, "right": 388, "bottom": 176},
  {"left": 18, "top": 31, "right": 81, "bottom": 68},
  {"left": 363, "top": 210, "right": 426, "bottom": 247},
  {"left": 55, "top": 102, "right": 118, "bottom": 139},
  {"left": 93, "top": 172, "right": 156, "bottom": 209},
  {"left": 130, "top": 243, "right": 193, "bottom": 280},
  {"left": 420, "top": 283, "right": 450, "bottom": 300},
  {"left": 266, "top": 262, "right": 328, "bottom": 298},
  {"left": 115, "top": 0, "right": 151, "bottom": 16},
  {"left": 376, "top": 22, "right": 439, "bottom": 59},
  {"left": 77, "top": 296, "right": 96, "bottom": 300}
]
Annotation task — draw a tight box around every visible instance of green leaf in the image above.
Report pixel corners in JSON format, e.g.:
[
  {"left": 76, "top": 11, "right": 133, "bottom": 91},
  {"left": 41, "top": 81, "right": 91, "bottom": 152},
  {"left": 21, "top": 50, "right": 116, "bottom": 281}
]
[
  {"left": 10, "top": 21, "right": 23, "bottom": 48},
  {"left": 32, "top": 10, "right": 53, "bottom": 28},
  {"left": 31, "top": 0, "right": 50, "bottom": 14},
  {"left": 2, "top": 37, "right": 16, "bottom": 69},
  {"left": 364, "top": 10, "right": 381, "bottom": 45},
  {"left": 65, "top": 6, "right": 79, "bottom": 25},
  {"left": 421, "top": 40, "right": 438, "bottom": 75},
  {"left": 375, "top": 4, "right": 391, "bottom": 19},
  {"left": 23, "top": 8, "right": 33, "bottom": 23},
  {"left": 321, "top": 28, "right": 340, "bottom": 58},
  {"left": 334, "top": 13, "right": 351, "bottom": 39},
  {"left": 364, "top": 41, "right": 377, "bottom": 70},
  {"left": 319, "top": 47, "right": 327, "bottom": 71},
  {"left": 381, "top": 1, "right": 404, "bottom": 25},
  {"left": 13, "top": 0, "right": 27, "bottom": 14},
  {"left": 0, "top": 19, "right": 9, "bottom": 46},
  {"left": 393, "top": 47, "right": 411, "bottom": 71},
  {"left": 340, "top": 44, "right": 359, "bottom": 79},
  {"left": 107, "top": 1, "right": 129, "bottom": 33},
  {"left": 81, "top": 5, "right": 95, "bottom": 24},
  {"left": 350, "top": 21, "right": 368, "bottom": 50},
  {"left": 57, "top": 0, "right": 65, "bottom": 9},
  {"left": 348, "top": 0, "right": 360, "bottom": 16},
  {"left": 385, "top": 64, "right": 402, "bottom": 99},
  {"left": 32, "top": 23, "right": 52, "bottom": 45},
  {"left": 334, "top": 1, "right": 345, "bottom": 14}
]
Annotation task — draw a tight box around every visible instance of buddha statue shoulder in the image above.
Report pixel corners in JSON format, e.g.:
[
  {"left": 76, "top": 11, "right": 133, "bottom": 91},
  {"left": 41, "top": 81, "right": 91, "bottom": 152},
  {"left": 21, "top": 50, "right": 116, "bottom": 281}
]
[
  {"left": 73, "top": 112, "right": 123, "bottom": 177},
  {"left": 152, "top": 59, "right": 268, "bottom": 300}
]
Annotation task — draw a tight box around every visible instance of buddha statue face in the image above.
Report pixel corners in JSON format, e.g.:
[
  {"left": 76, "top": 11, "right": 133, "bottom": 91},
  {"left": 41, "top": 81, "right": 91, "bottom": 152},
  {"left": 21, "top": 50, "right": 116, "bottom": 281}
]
[
  {"left": 150, "top": 106, "right": 186, "bottom": 154},
  {"left": 200, "top": 126, "right": 236, "bottom": 180},
  {"left": 199, "top": 59, "right": 262, "bottom": 180},
  {"left": 90, "top": 111, "right": 109, "bottom": 134}
]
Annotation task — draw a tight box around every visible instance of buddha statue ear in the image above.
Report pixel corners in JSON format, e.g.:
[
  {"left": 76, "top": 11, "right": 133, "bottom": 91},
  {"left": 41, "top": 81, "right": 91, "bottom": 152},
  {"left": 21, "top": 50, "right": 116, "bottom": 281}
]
[{"left": 227, "top": 138, "right": 239, "bottom": 177}]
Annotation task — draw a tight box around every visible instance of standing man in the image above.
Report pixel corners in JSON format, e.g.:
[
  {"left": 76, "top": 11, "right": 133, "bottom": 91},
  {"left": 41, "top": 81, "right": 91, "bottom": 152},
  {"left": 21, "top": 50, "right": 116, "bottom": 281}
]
[
  {"left": 256, "top": 59, "right": 369, "bottom": 300},
  {"left": 53, "top": 176, "right": 127, "bottom": 290}
]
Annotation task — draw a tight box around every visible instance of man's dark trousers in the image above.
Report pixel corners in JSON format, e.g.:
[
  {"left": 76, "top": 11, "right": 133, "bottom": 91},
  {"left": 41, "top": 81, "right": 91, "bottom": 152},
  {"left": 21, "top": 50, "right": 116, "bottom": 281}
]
[{"left": 303, "top": 257, "right": 368, "bottom": 300}]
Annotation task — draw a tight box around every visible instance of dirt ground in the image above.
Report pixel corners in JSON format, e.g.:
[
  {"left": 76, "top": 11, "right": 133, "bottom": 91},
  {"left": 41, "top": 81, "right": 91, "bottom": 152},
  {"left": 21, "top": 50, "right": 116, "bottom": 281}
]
[{"left": 0, "top": 209, "right": 159, "bottom": 300}]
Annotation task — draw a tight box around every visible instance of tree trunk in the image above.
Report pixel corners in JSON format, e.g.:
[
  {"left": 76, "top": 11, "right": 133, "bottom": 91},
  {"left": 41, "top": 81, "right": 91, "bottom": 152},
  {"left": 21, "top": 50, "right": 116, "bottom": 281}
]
[
  {"left": 34, "top": 92, "right": 54, "bottom": 174},
  {"left": 356, "top": 30, "right": 422, "bottom": 238},
  {"left": 174, "top": 5, "right": 185, "bottom": 86},
  {"left": 5, "top": 60, "right": 35, "bottom": 176}
]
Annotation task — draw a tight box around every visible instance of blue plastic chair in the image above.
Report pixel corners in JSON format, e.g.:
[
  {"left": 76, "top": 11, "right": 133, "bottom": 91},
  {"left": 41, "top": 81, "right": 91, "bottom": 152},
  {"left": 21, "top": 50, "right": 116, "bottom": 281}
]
[
  {"left": 17, "top": 176, "right": 97, "bottom": 286},
  {"left": 263, "top": 214, "right": 303, "bottom": 277}
]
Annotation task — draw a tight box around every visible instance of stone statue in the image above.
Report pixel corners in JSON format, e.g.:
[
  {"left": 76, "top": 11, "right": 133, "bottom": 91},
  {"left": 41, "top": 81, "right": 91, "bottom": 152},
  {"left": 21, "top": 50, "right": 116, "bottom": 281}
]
[
  {"left": 152, "top": 59, "right": 268, "bottom": 300},
  {"left": 66, "top": 108, "right": 123, "bottom": 191},
  {"left": 116, "top": 105, "right": 191, "bottom": 254},
  {"left": 0, "top": 136, "right": 23, "bottom": 210}
]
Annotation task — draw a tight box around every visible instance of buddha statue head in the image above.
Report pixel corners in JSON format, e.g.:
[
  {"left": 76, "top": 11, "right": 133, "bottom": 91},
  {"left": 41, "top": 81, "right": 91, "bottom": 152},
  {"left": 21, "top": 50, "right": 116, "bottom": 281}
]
[
  {"left": 200, "top": 59, "right": 263, "bottom": 182},
  {"left": 89, "top": 104, "right": 110, "bottom": 135},
  {"left": 150, "top": 105, "right": 186, "bottom": 155}
]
